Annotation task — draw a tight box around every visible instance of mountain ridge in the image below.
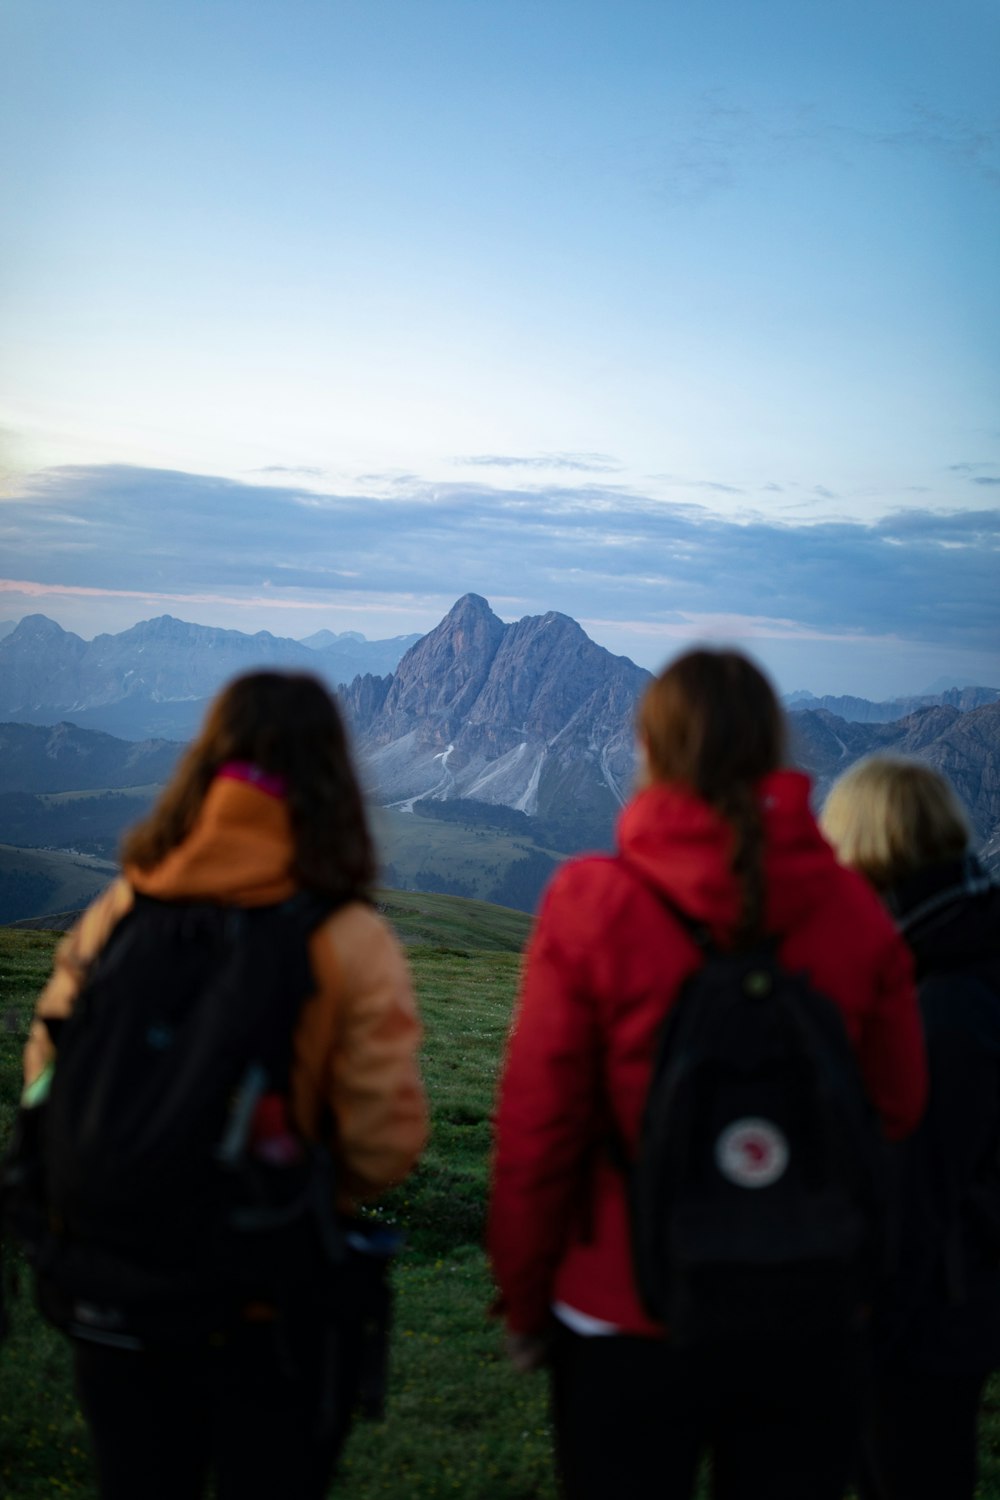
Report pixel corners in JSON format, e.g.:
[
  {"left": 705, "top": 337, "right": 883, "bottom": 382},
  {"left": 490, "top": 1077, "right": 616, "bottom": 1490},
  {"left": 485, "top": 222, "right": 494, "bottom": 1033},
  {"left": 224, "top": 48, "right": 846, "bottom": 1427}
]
[
  {"left": 785, "top": 686, "right": 999, "bottom": 723},
  {"left": 0, "top": 613, "right": 421, "bottom": 738}
]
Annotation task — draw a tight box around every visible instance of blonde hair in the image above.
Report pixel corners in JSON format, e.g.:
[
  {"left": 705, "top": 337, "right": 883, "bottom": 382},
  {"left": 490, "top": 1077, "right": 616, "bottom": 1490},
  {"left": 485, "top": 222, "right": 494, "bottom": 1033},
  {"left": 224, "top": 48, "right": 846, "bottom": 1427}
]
[{"left": 820, "top": 756, "right": 969, "bottom": 889}]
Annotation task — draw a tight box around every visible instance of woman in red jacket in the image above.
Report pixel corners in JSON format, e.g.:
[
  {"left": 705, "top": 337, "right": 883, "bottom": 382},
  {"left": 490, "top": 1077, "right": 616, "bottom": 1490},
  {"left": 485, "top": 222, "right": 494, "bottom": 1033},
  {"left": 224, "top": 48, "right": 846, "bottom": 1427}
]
[{"left": 489, "top": 649, "right": 926, "bottom": 1500}]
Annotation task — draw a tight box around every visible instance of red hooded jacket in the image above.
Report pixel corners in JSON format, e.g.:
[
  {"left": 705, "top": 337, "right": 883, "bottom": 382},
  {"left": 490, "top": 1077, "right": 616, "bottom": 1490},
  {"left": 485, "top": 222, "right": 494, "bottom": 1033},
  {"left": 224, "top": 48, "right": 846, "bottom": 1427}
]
[{"left": 488, "top": 771, "right": 927, "bottom": 1337}]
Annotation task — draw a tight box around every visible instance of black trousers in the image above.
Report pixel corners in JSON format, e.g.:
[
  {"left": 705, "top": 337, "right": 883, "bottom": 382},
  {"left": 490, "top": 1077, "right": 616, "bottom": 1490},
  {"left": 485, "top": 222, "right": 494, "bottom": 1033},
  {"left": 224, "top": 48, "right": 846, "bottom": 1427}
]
[
  {"left": 859, "top": 1367, "right": 989, "bottom": 1500},
  {"left": 74, "top": 1316, "right": 363, "bottom": 1500},
  {"left": 549, "top": 1326, "right": 863, "bottom": 1500}
]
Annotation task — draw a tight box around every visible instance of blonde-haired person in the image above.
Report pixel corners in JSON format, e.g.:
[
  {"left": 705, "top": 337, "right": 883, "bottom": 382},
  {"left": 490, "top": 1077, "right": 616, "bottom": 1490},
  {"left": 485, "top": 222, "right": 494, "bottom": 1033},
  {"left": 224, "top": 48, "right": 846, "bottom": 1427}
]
[
  {"left": 22, "top": 671, "right": 428, "bottom": 1500},
  {"left": 822, "top": 756, "right": 1000, "bottom": 1500},
  {"left": 490, "top": 650, "right": 926, "bottom": 1500}
]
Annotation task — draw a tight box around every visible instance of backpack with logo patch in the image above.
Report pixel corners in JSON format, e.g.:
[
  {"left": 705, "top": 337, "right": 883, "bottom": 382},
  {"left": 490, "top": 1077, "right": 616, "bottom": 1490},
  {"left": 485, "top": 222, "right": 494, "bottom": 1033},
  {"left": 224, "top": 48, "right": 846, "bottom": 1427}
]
[
  {"left": 626, "top": 899, "right": 886, "bottom": 1346},
  {"left": 2, "top": 891, "right": 346, "bottom": 1349}
]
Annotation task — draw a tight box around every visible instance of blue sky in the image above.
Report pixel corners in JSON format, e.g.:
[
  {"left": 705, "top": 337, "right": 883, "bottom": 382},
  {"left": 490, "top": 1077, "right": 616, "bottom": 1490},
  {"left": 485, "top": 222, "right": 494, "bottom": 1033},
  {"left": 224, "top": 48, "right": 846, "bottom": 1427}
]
[{"left": 1, "top": 0, "right": 997, "bottom": 696}]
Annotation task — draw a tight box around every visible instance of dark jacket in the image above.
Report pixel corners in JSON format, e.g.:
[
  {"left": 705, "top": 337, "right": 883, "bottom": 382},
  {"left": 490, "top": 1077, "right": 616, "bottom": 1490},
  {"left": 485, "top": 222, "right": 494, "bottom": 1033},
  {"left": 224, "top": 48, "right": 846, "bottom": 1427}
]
[
  {"left": 489, "top": 770, "right": 927, "bottom": 1337},
  {"left": 881, "top": 853, "right": 1000, "bottom": 1374}
]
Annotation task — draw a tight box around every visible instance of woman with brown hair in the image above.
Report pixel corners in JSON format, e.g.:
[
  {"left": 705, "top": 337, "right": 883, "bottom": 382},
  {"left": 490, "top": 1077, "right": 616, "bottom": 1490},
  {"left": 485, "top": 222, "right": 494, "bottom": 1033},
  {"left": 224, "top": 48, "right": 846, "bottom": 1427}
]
[
  {"left": 489, "top": 649, "right": 926, "bottom": 1500},
  {"left": 20, "top": 671, "right": 427, "bottom": 1500},
  {"left": 822, "top": 757, "right": 1000, "bottom": 1500}
]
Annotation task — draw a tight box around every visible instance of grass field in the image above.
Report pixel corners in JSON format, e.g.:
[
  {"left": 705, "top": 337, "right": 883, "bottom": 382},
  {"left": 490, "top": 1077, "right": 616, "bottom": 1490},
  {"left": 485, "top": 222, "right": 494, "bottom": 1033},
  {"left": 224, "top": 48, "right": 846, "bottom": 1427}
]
[{"left": 2, "top": 907, "right": 1000, "bottom": 1497}]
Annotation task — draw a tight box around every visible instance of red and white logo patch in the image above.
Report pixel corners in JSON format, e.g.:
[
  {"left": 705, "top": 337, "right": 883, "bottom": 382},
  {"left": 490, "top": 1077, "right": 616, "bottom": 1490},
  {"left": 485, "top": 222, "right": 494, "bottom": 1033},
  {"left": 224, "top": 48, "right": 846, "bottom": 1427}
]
[{"left": 714, "top": 1117, "right": 789, "bottom": 1189}]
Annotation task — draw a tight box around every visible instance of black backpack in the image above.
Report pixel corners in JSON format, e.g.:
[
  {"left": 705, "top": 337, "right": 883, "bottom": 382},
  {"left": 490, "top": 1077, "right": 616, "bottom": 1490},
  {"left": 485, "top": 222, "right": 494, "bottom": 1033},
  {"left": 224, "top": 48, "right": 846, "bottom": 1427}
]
[
  {"left": 2, "top": 891, "right": 346, "bottom": 1349},
  {"left": 626, "top": 898, "right": 886, "bottom": 1346}
]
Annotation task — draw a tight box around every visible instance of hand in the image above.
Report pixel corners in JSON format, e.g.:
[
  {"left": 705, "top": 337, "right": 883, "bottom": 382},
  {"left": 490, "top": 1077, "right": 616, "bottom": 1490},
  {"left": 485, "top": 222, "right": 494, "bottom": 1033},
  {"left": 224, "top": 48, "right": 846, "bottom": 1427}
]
[{"left": 505, "top": 1330, "right": 549, "bottom": 1373}]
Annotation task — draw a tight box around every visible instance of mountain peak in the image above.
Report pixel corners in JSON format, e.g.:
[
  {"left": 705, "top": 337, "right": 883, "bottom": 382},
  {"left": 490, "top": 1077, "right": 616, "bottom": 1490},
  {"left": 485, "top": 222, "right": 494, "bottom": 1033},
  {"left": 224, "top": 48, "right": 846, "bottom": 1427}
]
[
  {"left": 8, "top": 613, "right": 72, "bottom": 642},
  {"left": 444, "top": 593, "right": 500, "bottom": 625},
  {"left": 300, "top": 628, "right": 366, "bottom": 648}
]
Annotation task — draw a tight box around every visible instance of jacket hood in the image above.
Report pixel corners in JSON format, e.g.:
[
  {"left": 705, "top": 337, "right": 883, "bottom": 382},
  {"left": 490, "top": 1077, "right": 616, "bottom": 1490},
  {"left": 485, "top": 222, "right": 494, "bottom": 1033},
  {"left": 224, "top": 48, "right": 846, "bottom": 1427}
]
[
  {"left": 616, "top": 769, "right": 839, "bottom": 939},
  {"left": 126, "top": 775, "right": 297, "bottom": 906}
]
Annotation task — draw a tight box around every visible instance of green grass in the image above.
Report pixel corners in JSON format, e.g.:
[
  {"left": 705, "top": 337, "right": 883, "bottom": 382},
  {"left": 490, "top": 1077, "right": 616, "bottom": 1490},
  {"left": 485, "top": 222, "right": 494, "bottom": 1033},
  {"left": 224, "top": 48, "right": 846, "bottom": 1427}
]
[{"left": 376, "top": 888, "right": 532, "bottom": 955}]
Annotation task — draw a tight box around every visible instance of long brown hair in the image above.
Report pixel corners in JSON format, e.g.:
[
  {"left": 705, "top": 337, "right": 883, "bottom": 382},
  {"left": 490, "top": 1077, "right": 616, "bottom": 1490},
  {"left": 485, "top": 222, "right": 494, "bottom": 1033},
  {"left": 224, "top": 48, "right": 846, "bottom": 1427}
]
[
  {"left": 638, "top": 649, "right": 786, "bottom": 943},
  {"left": 122, "top": 671, "right": 376, "bottom": 901}
]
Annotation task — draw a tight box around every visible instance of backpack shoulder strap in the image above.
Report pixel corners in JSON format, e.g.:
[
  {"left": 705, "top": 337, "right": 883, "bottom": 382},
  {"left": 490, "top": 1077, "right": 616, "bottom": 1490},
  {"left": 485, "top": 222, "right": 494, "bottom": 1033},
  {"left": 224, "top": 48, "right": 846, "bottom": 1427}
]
[
  {"left": 279, "top": 888, "right": 369, "bottom": 934},
  {"left": 278, "top": 891, "right": 339, "bottom": 937},
  {"left": 651, "top": 890, "right": 716, "bottom": 954},
  {"left": 614, "top": 856, "right": 717, "bottom": 955}
]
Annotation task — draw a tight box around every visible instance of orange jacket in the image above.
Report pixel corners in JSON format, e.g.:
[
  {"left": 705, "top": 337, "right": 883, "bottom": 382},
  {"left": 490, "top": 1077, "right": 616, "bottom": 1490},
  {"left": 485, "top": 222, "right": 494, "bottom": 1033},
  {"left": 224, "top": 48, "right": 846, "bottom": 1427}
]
[{"left": 23, "top": 775, "right": 428, "bottom": 1201}]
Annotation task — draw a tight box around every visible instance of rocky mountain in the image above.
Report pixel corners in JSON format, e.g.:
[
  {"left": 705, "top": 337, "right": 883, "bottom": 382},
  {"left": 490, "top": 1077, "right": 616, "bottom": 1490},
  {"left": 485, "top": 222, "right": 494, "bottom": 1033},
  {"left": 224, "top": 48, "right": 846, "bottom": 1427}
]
[
  {"left": 0, "top": 614, "right": 423, "bottom": 740},
  {"left": 342, "top": 594, "right": 651, "bottom": 843},
  {"left": 785, "top": 686, "right": 999, "bottom": 724},
  {"left": 788, "top": 700, "right": 1000, "bottom": 871},
  {"left": 915, "top": 701, "right": 1000, "bottom": 856}
]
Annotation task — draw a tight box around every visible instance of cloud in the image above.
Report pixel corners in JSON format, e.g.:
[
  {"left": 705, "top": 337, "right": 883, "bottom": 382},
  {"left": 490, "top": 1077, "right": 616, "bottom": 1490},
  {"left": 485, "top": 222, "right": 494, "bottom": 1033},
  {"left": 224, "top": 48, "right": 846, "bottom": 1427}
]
[
  {"left": 0, "top": 580, "right": 346, "bottom": 612},
  {"left": 645, "top": 94, "right": 1000, "bottom": 206},
  {"left": 2, "top": 463, "right": 998, "bottom": 657},
  {"left": 874, "top": 508, "right": 1000, "bottom": 542},
  {"left": 649, "top": 474, "right": 746, "bottom": 496},
  {"left": 457, "top": 452, "right": 622, "bottom": 474},
  {"left": 250, "top": 465, "right": 327, "bottom": 478},
  {"left": 948, "top": 463, "right": 1000, "bottom": 486},
  {"left": 867, "top": 101, "right": 1000, "bottom": 188}
]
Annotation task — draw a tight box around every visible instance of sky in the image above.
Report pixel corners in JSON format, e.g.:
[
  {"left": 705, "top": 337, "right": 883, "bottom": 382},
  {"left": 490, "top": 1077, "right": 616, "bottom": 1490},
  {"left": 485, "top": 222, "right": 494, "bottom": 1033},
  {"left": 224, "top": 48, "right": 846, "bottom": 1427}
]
[{"left": 1, "top": 0, "right": 998, "bottom": 698}]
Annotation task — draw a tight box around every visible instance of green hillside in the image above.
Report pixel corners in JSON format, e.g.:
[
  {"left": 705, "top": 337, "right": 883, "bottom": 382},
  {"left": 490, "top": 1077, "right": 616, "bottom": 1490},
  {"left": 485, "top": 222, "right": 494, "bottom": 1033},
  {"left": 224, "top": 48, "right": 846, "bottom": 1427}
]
[
  {"left": 0, "top": 796, "right": 562, "bottom": 922},
  {"left": 0, "top": 845, "right": 117, "bottom": 926},
  {"left": 369, "top": 804, "right": 561, "bottom": 913},
  {"left": 4, "top": 879, "right": 533, "bottom": 954},
  {"left": 378, "top": 888, "right": 532, "bottom": 952}
]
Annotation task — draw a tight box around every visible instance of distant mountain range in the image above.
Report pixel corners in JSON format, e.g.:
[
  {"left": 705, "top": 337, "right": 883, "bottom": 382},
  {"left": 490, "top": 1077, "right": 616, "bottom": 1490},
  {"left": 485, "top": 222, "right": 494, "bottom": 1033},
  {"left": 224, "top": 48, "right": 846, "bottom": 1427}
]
[
  {"left": 3, "top": 607, "right": 994, "bottom": 743},
  {"left": 784, "top": 686, "right": 999, "bottom": 723},
  {"left": 0, "top": 614, "right": 421, "bottom": 740},
  {"left": 0, "top": 596, "right": 997, "bottom": 918}
]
